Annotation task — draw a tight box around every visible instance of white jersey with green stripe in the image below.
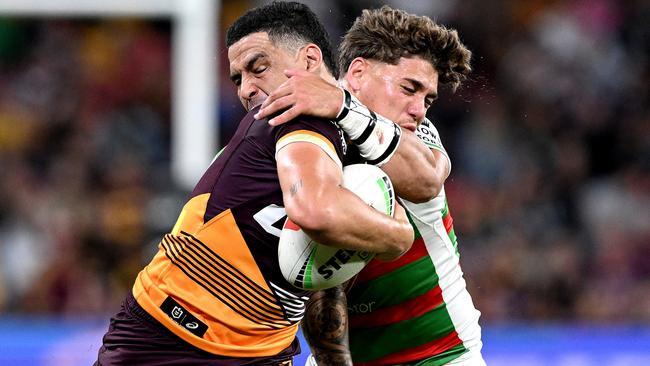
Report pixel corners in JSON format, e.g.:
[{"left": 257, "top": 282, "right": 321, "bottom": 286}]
[
  {"left": 346, "top": 119, "right": 483, "bottom": 366},
  {"left": 402, "top": 190, "right": 483, "bottom": 359}
]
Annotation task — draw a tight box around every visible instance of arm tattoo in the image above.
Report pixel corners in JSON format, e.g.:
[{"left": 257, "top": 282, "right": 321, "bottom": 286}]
[
  {"left": 290, "top": 180, "right": 303, "bottom": 196},
  {"left": 302, "top": 286, "right": 353, "bottom": 366}
]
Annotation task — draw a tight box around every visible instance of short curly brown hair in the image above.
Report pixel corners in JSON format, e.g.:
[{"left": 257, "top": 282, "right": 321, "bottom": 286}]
[{"left": 339, "top": 6, "right": 472, "bottom": 91}]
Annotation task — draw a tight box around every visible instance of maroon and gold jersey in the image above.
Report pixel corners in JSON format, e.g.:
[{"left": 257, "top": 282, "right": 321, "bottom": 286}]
[{"left": 133, "top": 109, "right": 347, "bottom": 357}]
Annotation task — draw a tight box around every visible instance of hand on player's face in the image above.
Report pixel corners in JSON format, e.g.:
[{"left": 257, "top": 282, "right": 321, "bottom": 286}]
[
  {"left": 255, "top": 69, "right": 344, "bottom": 125},
  {"left": 349, "top": 57, "right": 439, "bottom": 132},
  {"left": 228, "top": 32, "right": 303, "bottom": 112}
]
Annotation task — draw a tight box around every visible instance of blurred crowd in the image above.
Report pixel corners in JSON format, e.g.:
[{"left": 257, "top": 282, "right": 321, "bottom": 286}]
[
  {"left": 0, "top": 18, "right": 176, "bottom": 314},
  {"left": 0, "top": 0, "right": 648, "bottom": 324}
]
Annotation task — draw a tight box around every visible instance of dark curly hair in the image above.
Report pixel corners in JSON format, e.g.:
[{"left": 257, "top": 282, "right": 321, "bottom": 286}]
[
  {"left": 226, "top": 1, "right": 338, "bottom": 79},
  {"left": 339, "top": 6, "right": 471, "bottom": 91}
]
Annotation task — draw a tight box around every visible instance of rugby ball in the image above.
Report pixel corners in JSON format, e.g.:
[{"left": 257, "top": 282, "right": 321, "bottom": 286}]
[{"left": 278, "top": 164, "right": 395, "bottom": 290}]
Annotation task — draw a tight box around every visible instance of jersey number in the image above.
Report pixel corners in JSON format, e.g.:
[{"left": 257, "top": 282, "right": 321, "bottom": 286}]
[{"left": 253, "top": 204, "right": 287, "bottom": 238}]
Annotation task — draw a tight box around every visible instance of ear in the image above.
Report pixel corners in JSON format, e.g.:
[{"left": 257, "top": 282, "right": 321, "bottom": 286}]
[
  {"left": 302, "top": 44, "right": 323, "bottom": 72},
  {"left": 343, "top": 57, "right": 370, "bottom": 92}
]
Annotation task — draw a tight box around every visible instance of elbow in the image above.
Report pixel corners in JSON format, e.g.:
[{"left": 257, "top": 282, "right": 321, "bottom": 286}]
[
  {"left": 424, "top": 178, "right": 444, "bottom": 201},
  {"left": 413, "top": 183, "right": 442, "bottom": 203},
  {"left": 377, "top": 223, "right": 414, "bottom": 261},
  {"left": 285, "top": 200, "right": 334, "bottom": 234},
  {"left": 399, "top": 175, "right": 443, "bottom": 203},
  {"left": 390, "top": 237, "right": 413, "bottom": 260}
]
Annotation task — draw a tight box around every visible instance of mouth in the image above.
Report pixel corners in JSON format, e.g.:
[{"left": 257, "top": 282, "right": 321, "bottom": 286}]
[
  {"left": 246, "top": 97, "right": 266, "bottom": 112},
  {"left": 400, "top": 121, "right": 417, "bottom": 132}
]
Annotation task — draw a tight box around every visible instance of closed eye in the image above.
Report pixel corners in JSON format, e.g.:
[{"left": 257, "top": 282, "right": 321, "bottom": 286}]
[
  {"left": 230, "top": 74, "right": 241, "bottom": 87},
  {"left": 402, "top": 85, "right": 416, "bottom": 94}
]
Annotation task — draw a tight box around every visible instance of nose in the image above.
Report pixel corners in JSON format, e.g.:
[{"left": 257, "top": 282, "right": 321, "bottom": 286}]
[
  {"left": 240, "top": 76, "right": 259, "bottom": 105},
  {"left": 407, "top": 99, "right": 426, "bottom": 123}
]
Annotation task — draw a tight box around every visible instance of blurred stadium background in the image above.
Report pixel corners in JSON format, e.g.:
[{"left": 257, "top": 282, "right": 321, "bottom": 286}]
[{"left": 0, "top": 0, "right": 648, "bottom": 365}]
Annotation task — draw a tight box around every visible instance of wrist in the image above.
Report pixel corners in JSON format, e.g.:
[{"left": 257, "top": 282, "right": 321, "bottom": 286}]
[
  {"left": 335, "top": 90, "right": 401, "bottom": 166},
  {"left": 335, "top": 87, "right": 349, "bottom": 120},
  {"left": 335, "top": 89, "right": 365, "bottom": 139}
]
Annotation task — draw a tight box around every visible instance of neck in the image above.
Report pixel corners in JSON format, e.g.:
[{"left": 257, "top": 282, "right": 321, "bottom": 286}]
[
  {"left": 319, "top": 69, "right": 338, "bottom": 86},
  {"left": 338, "top": 78, "right": 351, "bottom": 90},
  {"left": 338, "top": 78, "right": 359, "bottom": 100}
]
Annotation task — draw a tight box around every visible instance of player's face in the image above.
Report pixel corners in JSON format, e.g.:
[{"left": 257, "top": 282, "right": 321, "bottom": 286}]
[
  {"left": 228, "top": 32, "right": 303, "bottom": 112},
  {"left": 353, "top": 57, "right": 438, "bottom": 132}
]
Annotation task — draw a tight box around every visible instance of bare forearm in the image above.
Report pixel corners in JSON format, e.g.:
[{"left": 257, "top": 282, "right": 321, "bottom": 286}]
[
  {"left": 300, "top": 190, "right": 413, "bottom": 260},
  {"left": 278, "top": 143, "right": 413, "bottom": 260},
  {"left": 381, "top": 129, "right": 444, "bottom": 202},
  {"left": 303, "top": 287, "right": 353, "bottom": 366}
]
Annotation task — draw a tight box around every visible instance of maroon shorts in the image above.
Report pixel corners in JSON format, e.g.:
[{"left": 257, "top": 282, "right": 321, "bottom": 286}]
[{"left": 95, "top": 292, "right": 299, "bottom": 365}]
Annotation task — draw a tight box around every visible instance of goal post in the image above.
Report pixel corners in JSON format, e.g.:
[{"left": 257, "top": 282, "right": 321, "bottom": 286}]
[{"left": 0, "top": 0, "right": 219, "bottom": 190}]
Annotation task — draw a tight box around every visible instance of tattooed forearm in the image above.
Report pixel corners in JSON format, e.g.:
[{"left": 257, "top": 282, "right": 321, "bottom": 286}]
[
  {"left": 302, "top": 286, "right": 353, "bottom": 366},
  {"left": 290, "top": 180, "right": 303, "bottom": 196}
]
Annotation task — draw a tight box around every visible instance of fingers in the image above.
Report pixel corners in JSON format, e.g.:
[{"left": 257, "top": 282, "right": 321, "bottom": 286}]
[
  {"left": 257, "top": 69, "right": 339, "bottom": 123},
  {"left": 269, "top": 108, "right": 302, "bottom": 126},
  {"left": 284, "top": 68, "right": 307, "bottom": 78},
  {"left": 261, "top": 82, "right": 292, "bottom": 109},
  {"left": 259, "top": 96, "right": 295, "bottom": 124},
  {"left": 256, "top": 84, "right": 293, "bottom": 119}
]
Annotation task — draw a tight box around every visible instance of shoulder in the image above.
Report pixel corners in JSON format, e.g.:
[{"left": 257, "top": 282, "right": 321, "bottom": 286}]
[
  {"left": 272, "top": 115, "right": 348, "bottom": 159},
  {"left": 275, "top": 115, "right": 343, "bottom": 140}
]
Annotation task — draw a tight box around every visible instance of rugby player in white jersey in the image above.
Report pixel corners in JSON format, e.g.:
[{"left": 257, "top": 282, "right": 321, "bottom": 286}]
[{"left": 256, "top": 6, "right": 486, "bottom": 366}]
